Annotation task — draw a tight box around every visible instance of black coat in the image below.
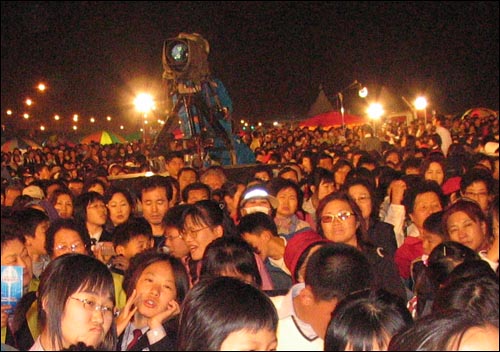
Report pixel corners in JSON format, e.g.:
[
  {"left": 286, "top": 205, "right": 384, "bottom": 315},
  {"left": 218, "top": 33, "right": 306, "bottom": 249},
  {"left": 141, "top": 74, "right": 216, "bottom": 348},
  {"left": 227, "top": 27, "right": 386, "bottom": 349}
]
[{"left": 368, "top": 220, "right": 398, "bottom": 259}]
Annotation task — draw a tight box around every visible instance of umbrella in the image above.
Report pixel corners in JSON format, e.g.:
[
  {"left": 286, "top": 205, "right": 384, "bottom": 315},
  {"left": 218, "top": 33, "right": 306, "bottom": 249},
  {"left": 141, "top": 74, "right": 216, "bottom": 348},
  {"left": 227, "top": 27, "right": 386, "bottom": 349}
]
[
  {"left": 461, "top": 107, "right": 498, "bottom": 120},
  {"left": 80, "top": 130, "right": 128, "bottom": 145},
  {"left": 42, "top": 134, "right": 76, "bottom": 147},
  {"left": 1, "top": 137, "right": 41, "bottom": 152}
]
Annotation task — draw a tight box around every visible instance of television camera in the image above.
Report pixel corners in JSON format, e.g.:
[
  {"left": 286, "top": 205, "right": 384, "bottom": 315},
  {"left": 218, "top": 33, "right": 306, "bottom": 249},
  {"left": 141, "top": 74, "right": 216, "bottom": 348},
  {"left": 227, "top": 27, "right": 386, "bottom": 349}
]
[{"left": 153, "top": 32, "right": 237, "bottom": 167}]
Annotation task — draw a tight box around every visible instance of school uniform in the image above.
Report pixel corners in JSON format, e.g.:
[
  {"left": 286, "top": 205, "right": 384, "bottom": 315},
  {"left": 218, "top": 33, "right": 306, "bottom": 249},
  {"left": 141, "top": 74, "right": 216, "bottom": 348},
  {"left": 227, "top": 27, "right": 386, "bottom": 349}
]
[{"left": 117, "top": 317, "right": 178, "bottom": 351}]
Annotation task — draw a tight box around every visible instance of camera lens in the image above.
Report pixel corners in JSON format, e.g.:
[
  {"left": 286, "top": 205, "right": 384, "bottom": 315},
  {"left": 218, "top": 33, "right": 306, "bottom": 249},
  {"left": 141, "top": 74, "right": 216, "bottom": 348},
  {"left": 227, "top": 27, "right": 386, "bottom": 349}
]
[{"left": 170, "top": 42, "right": 188, "bottom": 63}]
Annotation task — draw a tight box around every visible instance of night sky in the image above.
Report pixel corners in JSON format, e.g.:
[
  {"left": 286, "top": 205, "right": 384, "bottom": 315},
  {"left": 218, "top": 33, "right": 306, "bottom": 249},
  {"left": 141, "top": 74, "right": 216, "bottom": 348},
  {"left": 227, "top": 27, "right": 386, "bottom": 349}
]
[{"left": 1, "top": 1, "right": 498, "bottom": 131}]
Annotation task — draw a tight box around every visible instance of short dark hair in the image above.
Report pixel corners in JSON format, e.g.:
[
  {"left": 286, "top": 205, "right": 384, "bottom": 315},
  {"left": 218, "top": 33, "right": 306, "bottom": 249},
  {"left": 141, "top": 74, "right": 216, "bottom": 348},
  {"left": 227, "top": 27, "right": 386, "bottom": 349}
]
[
  {"left": 460, "top": 167, "right": 494, "bottom": 195},
  {"left": 165, "top": 151, "right": 184, "bottom": 163},
  {"left": 163, "top": 204, "right": 190, "bottom": 229},
  {"left": 402, "top": 179, "right": 444, "bottom": 215},
  {"left": 45, "top": 218, "right": 90, "bottom": 258},
  {"left": 10, "top": 208, "right": 49, "bottom": 238},
  {"left": 178, "top": 167, "right": 199, "bottom": 181},
  {"left": 433, "top": 264, "right": 498, "bottom": 322},
  {"left": 268, "top": 177, "right": 304, "bottom": 211},
  {"left": 305, "top": 242, "right": 371, "bottom": 301},
  {"left": 180, "top": 200, "right": 237, "bottom": 238},
  {"left": 252, "top": 165, "right": 273, "bottom": 182},
  {"left": 103, "top": 186, "right": 135, "bottom": 208},
  {"left": 238, "top": 212, "right": 278, "bottom": 237},
  {"left": 388, "top": 309, "right": 497, "bottom": 350},
  {"left": 73, "top": 191, "right": 106, "bottom": 225},
  {"left": 83, "top": 177, "right": 107, "bottom": 194},
  {"left": 138, "top": 175, "right": 173, "bottom": 201},
  {"left": 442, "top": 199, "right": 487, "bottom": 238},
  {"left": 422, "top": 210, "right": 447, "bottom": 239},
  {"left": 48, "top": 188, "right": 74, "bottom": 207},
  {"left": 112, "top": 217, "right": 152, "bottom": 248},
  {"left": 200, "top": 237, "right": 262, "bottom": 288},
  {"left": 308, "top": 167, "right": 334, "bottom": 190},
  {"left": 401, "top": 156, "right": 422, "bottom": 174},
  {"left": 434, "top": 114, "right": 446, "bottom": 125},
  {"left": 277, "top": 166, "right": 298, "bottom": 181},
  {"left": 427, "top": 241, "right": 479, "bottom": 287},
  {"left": 181, "top": 182, "right": 212, "bottom": 203},
  {"left": 325, "top": 289, "right": 413, "bottom": 351},
  {"left": 429, "top": 133, "right": 442, "bottom": 148},
  {"left": 1, "top": 217, "right": 26, "bottom": 249},
  {"left": 177, "top": 276, "right": 278, "bottom": 350}
]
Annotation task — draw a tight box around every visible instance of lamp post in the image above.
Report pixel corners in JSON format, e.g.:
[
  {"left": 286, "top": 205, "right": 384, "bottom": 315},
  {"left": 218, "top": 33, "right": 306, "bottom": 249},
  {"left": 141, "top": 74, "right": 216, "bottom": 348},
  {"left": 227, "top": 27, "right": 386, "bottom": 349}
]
[
  {"left": 134, "top": 93, "right": 155, "bottom": 143},
  {"left": 336, "top": 80, "right": 368, "bottom": 136},
  {"left": 401, "top": 96, "right": 417, "bottom": 125},
  {"left": 414, "top": 96, "right": 428, "bottom": 126}
]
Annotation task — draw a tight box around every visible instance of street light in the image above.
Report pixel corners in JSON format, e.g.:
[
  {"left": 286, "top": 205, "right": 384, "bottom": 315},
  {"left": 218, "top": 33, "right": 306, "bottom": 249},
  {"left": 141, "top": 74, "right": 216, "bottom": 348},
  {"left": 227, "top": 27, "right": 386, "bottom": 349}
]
[
  {"left": 367, "top": 103, "right": 384, "bottom": 136},
  {"left": 414, "top": 96, "right": 428, "bottom": 125},
  {"left": 335, "top": 80, "right": 368, "bottom": 135},
  {"left": 134, "top": 93, "right": 155, "bottom": 142},
  {"left": 367, "top": 103, "right": 384, "bottom": 120}
]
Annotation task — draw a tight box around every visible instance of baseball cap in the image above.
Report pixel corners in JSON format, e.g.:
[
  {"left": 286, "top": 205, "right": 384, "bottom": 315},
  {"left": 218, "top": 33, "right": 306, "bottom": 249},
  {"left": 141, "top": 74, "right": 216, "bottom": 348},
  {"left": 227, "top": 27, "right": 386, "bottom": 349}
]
[
  {"left": 239, "top": 186, "right": 278, "bottom": 209},
  {"left": 284, "top": 229, "right": 329, "bottom": 283},
  {"left": 22, "top": 185, "right": 45, "bottom": 199},
  {"left": 441, "top": 176, "right": 461, "bottom": 196}
]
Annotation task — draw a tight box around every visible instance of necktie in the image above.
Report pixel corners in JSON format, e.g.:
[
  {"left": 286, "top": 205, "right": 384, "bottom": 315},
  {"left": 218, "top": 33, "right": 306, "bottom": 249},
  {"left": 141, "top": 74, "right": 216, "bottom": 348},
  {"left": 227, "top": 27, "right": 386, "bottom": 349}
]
[{"left": 127, "top": 328, "right": 143, "bottom": 350}]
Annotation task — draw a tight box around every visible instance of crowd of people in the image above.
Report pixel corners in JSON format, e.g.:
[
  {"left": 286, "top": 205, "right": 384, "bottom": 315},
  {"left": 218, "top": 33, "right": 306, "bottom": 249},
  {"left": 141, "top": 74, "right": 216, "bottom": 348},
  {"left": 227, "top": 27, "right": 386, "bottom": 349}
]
[{"left": 1, "top": 112, "right": 499, "bottom": 351}]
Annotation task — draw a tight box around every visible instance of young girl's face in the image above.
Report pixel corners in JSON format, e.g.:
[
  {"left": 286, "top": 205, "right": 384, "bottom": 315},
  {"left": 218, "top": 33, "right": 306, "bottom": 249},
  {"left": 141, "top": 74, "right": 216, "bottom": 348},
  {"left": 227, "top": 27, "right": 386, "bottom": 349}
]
[
  {"left": 118, "top": 235, "right": 152, "bottom": 260},
  {"left": 219, "top": 327, "right": 277, "bottom": 351},
  {"left": 182, "top": 216, "right": 223, "bottom": 261},
  {"left": 60, "top": 288, "right": 114, "bottom": 348},
  {"left": 135, "top": 261, "right": 178, "bottom": 318}
]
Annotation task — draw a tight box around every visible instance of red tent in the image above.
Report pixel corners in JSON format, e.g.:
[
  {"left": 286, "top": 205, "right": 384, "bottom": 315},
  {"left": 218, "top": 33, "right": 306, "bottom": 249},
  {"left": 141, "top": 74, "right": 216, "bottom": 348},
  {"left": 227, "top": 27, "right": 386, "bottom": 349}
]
[{"left": 299, "top": 111, "right": 365, "bottom": 129}]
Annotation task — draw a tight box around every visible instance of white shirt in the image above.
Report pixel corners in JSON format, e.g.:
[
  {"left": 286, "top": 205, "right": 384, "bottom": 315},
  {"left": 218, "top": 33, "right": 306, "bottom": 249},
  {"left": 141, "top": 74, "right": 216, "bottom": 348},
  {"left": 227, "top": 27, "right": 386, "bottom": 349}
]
[
  {"left": 271, "top": 283, "right": 324, "bottom": 351},
  {"left": 435, "top": 125, "right": 452, "bottom": 156}
]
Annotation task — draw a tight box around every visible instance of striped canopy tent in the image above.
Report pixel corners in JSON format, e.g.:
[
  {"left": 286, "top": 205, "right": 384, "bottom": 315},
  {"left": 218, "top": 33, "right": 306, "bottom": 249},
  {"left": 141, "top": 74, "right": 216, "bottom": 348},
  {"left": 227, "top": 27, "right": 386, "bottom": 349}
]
[
  {"left": 80, "top": 130, "right": 128, "bottom": 145},
  {"left": 1, "top": 137, "right": 41, "bottom": 152}
]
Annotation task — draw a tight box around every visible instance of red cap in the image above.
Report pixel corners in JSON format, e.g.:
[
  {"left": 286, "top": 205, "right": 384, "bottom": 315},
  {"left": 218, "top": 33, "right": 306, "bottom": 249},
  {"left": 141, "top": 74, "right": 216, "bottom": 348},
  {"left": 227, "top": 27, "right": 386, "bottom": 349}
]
[
  {"left": 284, "top": 229, "right": 329, "bottom": 284},
  {"left": 441, "top": 176, "right": 461, "bottom": 195}
]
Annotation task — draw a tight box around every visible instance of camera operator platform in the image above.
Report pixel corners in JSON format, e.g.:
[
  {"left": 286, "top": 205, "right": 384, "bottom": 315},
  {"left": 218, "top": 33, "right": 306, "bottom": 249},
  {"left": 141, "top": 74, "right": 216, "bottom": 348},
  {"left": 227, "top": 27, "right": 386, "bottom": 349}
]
[{"left": 153, "top": 32, "right": 240, "bottom": 167}]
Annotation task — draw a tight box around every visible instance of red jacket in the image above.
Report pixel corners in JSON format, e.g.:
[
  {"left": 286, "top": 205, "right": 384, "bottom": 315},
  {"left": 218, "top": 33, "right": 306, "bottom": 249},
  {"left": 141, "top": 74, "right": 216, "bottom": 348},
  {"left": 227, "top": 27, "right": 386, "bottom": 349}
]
[{"left": 394, "top": 236, "right": 424, "bottom": 279}]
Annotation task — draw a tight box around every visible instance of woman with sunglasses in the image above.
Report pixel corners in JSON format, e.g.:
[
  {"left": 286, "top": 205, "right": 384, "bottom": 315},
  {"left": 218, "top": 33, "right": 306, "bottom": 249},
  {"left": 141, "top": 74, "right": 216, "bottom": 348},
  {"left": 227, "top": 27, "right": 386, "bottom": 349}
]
[{"left": 316, "top": 191, "right": 406, "bottom": 301}]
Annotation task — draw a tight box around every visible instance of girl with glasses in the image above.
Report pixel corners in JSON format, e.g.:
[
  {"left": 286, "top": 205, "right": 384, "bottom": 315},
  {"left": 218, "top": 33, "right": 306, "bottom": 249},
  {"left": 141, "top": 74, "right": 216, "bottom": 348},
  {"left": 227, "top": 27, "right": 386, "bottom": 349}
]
[{"left": 31, "top": 254, "right": 117, "bottom": 351}]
